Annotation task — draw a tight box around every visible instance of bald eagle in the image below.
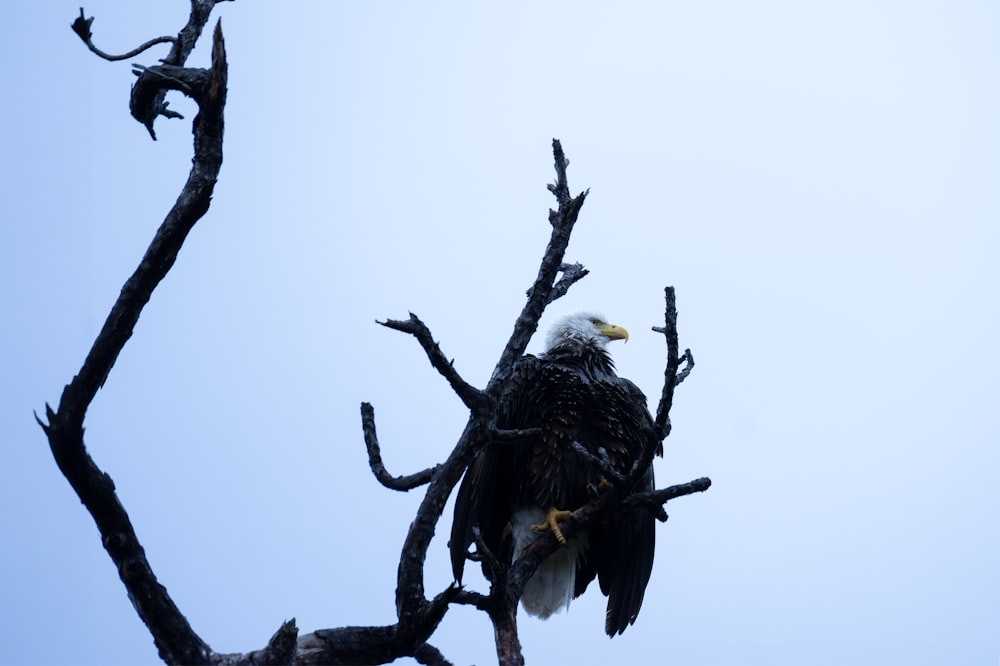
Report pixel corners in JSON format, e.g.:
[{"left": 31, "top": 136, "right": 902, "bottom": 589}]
[{"left": 450, "top": 312, "right": 660, "bottom": 636}]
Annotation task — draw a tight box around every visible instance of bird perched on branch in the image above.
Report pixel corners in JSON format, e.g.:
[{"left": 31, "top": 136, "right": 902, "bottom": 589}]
[{"left": 450, "top": 312, "right": 661, "bottom": 636}]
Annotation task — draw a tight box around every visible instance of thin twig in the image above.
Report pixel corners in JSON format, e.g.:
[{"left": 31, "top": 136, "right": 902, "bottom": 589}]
[
  {"left": 471, "top": 525, "right": 503, "bottom": 584},
  {"left": 361, "top": 402, "right": 438, "bottom": 491},
  {"left": 71, "top": 8, "right": 176, "bottom": 61},
  {"left": 548, "top": 262, "right": 590, "bottom": 303},
  {"left": 526, "top": 262, "right": 590, "bottom": 302},
  {"left": 380, "top": 313, "right": 487, "bottom": 412},
  {"left": 675, "top": 348, "right": 695, "bottom": 386},
  {"left": 570, "top": 441, "right": 625, "bottom": 484}
]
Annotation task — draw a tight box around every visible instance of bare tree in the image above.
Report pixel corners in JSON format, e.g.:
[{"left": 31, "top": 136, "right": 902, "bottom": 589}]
[{"left": 40, "top": 5, "right": 710, "bottom": 665}]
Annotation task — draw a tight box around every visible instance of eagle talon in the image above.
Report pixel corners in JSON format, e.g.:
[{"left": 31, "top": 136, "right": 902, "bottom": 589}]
[
  {"left": 531, "top": 507, "right": 573, "bottom": 544},
  {"left": 587, "top": 477, "right": 612, "bottom": 496}
]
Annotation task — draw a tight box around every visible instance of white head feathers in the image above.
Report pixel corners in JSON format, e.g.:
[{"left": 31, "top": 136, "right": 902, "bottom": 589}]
[{"left": 544, "top": 312, "right": 629, "bottom": 352}]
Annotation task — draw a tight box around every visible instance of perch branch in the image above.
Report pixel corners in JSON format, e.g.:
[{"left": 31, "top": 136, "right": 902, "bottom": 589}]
[
  {"left": 622, "top": 477, "right": 713, "bottom": 511},
  {"left": 508, "top": 476, "right": 711, "bottom": 602},
  {"left": 372, "top": 141, "right": 604, "bottom": 666},
  {"left": 380, "top": 313, "right": 487, "bottom": 413},
  {"left": 362, "top": 402, "right": 438, "bottom": 491}
]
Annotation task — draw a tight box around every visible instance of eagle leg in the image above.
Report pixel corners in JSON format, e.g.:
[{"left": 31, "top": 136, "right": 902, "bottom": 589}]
[{"left": 531, "top": 507, "right": 573, "bottom": 544}]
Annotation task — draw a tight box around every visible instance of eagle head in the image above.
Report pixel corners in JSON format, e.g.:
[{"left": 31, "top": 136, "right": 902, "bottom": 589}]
[{"left": 544, "top": 312, "right": 629, "bottom": 352}]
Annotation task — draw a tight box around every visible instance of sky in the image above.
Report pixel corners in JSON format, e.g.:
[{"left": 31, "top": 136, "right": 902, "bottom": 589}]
[{"left": 2, "top": 2, "right": 999, "bottom": 665}]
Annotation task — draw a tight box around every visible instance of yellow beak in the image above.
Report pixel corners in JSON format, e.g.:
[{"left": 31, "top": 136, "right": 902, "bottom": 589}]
[{"left": 597, "top": 322, "right": 629, "bottom": 343}]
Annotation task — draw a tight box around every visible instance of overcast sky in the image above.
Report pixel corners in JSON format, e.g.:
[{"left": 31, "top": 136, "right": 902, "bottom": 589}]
[{"left": 3, "top": 2, "right": 999, "bottom": 665}]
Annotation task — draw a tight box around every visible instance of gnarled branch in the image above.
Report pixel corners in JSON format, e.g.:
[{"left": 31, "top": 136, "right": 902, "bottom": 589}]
[
  {"left": 128, "top": 0, "right": 227, "bottom": 138},
  {"left": 653, "top": 285, "right": 683, "bottom": 442},
  {"left": 379, "top": 313, "right": 487, "bottom": 412},
  {"left": 362, "top": 402, "right": 438, "bottom": 491},
  {"left": 508, "top": 477, "right": 712, "bottom": 604},
  {"left": 39, "top": 13, "right": 229, "bottom": 666},
  {"left": 675, "top": 348, "right": 695, "bottom": 386},
  {"left": 71, "top": 8, "right": 177, "bottom": 61},
  {"left": 490, "top": 139, "right": 590, "bottom": 388},
  {"left": 379, "top": 139, "right": 594, "bottom": 629},
  {"left": 53, "top": 14, "right": 709, "bottom": 658},
  {"left": 622, "top": 477, "right": 713, "bottom": 511}
]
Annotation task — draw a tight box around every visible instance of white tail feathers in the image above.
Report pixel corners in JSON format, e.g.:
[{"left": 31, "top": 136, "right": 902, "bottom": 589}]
[{"left": 511, "top": 506, "right": 588, "bottom": 619}]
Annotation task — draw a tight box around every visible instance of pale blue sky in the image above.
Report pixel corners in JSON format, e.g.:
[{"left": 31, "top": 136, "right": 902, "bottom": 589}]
[{"left": 3, "top": 2, "right": 999, "bottom": 664}]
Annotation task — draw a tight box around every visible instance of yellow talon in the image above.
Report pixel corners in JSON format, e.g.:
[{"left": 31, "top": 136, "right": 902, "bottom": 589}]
[
  {"left": 586, "top": 477, "right": 612, "bottom": 497},
  {"left": 531, "top": 507, "right": 573, "bottom": 544}
]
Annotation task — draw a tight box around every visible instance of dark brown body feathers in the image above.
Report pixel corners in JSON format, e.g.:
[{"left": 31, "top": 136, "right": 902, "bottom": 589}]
[{"left": 450, "top": 342, "right": 659, "bottom": 636}]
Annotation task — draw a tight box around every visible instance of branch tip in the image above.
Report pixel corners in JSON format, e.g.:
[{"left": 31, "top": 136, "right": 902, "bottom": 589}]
[
  {"left": 71, "top": 7, "right": 177, "bottom": 62},
  {"left": 361, "top": 402, "right": 437, "bottom": 491},
  {"left": 377, "top": 313, "right": 486, "bottom": 411}
]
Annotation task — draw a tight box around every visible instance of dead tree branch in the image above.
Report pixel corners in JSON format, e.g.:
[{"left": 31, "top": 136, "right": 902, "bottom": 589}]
[
  {"left": 362, "top": 402, "right": 438, "bottom": 491},
  {"left": 653, "top": 285, "right": 682, "bottom": 441},
  {"left": 363, "top": 140, "right": 710, "bottom": 665},
  {"left": 491, "top": 140, "right": 590, "bottom": 386},
  {"left": 70, "top": 3, "right": 229, "bottom": 138},
  {"left": 38, "top": 11, "right": 229, "bottom": 666},
  {"left": 379, "top": 314, "right": 487, "bottom": 412},
  {"left": 372, "top": 135, "right": 590, "bottom": 603},
  {"left": 51, "top": 5, "right": 707, "bottom": 660},
  {"left": 675, "top": 348, "right": 695, "bottom": 386},
  {"left": 508, "top": 477, "right": 713, "bottom": 601},
  {"left": 71, "top": 8, "right": 177, "bottom": 61},
  {"left": 622, "top": 477, "right": 713, "bottom": 511}
]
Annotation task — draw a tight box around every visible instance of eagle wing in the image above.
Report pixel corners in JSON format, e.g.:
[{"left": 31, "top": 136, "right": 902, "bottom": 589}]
[
  {"left": 449, "top": 355, "right": 544, "bottom": 583},
  {"left": 450, "top": 356, "right": 660, "bottom": 637},
  {"left": 576, "top": 377, "right": 660, "bottom": 636}
]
